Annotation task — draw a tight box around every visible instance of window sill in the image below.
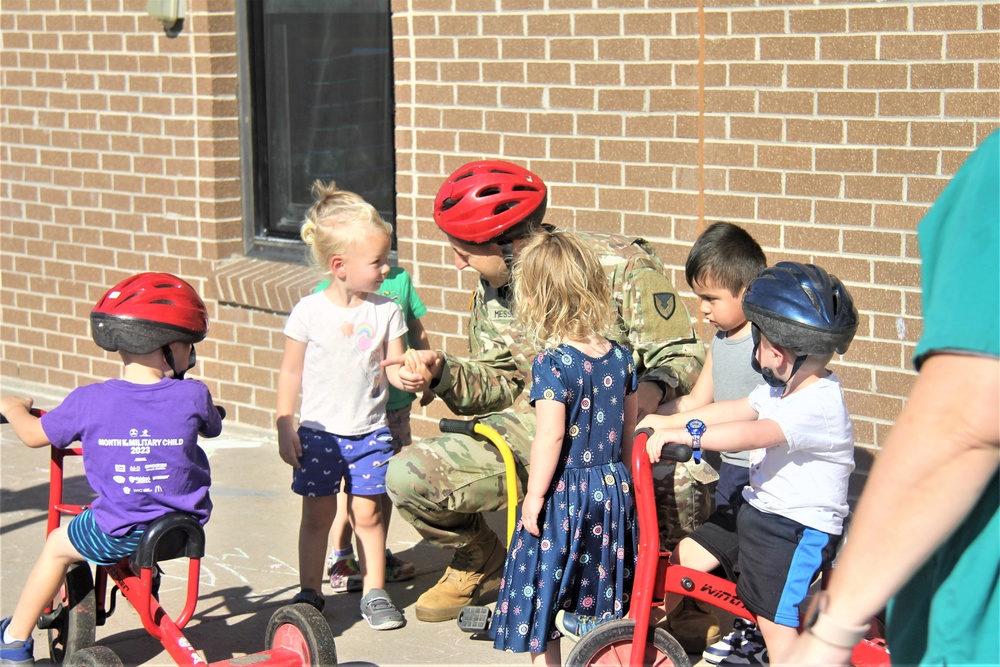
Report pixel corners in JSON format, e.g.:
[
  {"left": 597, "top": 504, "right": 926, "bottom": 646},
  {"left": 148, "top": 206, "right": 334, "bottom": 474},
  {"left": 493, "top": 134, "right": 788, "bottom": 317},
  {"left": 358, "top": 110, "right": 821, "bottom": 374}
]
[{"left": 212, "top": 257, "right": 317, "bottom": 315}]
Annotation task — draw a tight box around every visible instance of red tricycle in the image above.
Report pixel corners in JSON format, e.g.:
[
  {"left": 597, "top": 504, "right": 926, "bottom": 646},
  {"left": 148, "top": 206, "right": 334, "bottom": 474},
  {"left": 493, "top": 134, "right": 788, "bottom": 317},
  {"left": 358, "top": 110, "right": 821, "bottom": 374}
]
[
  {"left": 4, "top": 408, "right": 337, "bottom": 667},
  {"left": 564, "top": 427, "right": 890, "bottom": 667}
]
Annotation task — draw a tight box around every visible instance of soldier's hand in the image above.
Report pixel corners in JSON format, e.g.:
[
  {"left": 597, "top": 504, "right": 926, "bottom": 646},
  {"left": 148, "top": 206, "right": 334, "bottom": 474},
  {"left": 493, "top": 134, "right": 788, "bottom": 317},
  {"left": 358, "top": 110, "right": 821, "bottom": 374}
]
[
  {"left": 636, "top": 381, "right": 668, "bottom": 420},
  {"left": 384, "top": 349, "right": 443, "bottom": 380}
]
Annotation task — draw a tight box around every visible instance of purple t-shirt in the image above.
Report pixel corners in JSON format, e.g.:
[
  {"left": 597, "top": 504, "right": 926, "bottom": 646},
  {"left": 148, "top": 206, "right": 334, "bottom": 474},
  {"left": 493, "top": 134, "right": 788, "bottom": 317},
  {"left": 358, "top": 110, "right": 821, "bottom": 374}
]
[{"left": 41, "top": 378, "right": 222, "bottom": 536}]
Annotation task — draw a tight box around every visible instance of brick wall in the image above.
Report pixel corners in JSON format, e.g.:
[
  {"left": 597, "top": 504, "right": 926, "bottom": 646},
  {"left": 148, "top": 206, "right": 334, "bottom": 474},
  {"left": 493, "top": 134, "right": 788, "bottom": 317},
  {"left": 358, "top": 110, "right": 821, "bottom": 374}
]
[{"left": 2, "top": 1, "right": 998, "bottom": 464}]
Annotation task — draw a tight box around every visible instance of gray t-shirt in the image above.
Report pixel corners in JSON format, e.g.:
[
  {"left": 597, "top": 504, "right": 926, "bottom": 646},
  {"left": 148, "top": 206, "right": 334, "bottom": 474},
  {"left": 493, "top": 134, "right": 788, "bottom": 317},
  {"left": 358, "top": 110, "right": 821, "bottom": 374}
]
[
  {"left": 284, "top": 291, "right": 407, "bottom": 436},
  {"left": 711, "top": 330, "right": 762, "bottom": 468}
]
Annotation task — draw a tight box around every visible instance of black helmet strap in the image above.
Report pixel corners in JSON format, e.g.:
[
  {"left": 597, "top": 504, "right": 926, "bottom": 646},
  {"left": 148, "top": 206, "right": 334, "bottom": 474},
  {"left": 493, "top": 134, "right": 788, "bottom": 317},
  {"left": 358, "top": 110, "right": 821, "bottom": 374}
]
[
  {"left": 751, "top": 324, "right": 807, "bottom": 389},
  {"left": 162, "top": 344, "right": 196, "bottom": 380}
]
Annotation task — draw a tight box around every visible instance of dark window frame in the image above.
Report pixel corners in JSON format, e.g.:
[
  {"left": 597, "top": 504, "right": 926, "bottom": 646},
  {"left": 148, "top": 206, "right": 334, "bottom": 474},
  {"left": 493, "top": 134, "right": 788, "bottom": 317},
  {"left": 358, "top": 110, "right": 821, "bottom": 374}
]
[{"left": 235, "top": 0, "right": 397, "bottom": 263}]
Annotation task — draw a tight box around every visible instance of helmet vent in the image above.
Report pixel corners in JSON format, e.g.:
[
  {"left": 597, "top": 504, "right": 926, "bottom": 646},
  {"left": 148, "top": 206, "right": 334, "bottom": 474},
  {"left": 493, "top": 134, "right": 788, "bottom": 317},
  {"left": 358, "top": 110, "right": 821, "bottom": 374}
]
[
  {"left": 478, "top": 186, "right": 501, "bottom": 197},
  {"left": 494, "top": 201, "right": 520, "bottom": 214},
  {"left": 488, "top": 168, "right": 514, "bottom": 175},
  {"left": 512, "top": 185, "right": 539, "bottom": 192},
  {"left": 439, "top": 197, "right": 460, "bottom": 211},
  {"left": 801, "top": 284, "right": 822, "bottom": 312},
  {"left": 452, "top": 170, "right": 475, "bottom": 182},
  {"left": 150, "top": 299, "right": 175, "bottom": 305}
]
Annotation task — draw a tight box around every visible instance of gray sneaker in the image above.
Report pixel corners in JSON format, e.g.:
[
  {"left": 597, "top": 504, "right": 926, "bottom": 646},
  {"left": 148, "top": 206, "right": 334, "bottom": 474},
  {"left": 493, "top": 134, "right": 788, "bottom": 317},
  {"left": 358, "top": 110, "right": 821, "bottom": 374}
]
[
  {"left": 360, "top": 588, "right": 405, "bottom": 631},
  {"left": 718, "top": 624, "right": 769, "bottom": 666}
]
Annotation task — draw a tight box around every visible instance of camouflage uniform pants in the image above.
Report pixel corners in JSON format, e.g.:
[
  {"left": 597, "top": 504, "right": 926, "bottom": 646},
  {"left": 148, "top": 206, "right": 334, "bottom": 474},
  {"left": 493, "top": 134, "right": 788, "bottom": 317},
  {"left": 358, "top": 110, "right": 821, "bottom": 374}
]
[{"left": 385, "top": 409, "right": 715, "bottom": 550}]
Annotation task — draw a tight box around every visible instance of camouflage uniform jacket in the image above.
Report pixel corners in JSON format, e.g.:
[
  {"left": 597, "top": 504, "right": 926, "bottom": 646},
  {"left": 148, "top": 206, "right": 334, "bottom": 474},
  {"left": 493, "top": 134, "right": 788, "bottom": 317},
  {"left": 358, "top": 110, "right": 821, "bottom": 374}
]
[{"left": 432, "top": 232, "right": 706, "bottom": 417}]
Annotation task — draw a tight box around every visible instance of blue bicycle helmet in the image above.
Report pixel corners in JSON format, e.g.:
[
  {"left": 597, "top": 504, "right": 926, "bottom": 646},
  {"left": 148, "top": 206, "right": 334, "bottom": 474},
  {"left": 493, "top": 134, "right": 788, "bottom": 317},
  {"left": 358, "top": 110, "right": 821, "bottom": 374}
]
[{"left": 742, "top": 262, "right": 858, "bottom": 357}]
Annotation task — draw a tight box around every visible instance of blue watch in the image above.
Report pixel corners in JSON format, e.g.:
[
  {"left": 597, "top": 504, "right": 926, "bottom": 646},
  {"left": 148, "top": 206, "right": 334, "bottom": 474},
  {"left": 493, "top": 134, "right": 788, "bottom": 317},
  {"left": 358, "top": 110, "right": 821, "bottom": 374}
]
[{"left": 686, "top": 419, "right": 706, "bottom": 463}]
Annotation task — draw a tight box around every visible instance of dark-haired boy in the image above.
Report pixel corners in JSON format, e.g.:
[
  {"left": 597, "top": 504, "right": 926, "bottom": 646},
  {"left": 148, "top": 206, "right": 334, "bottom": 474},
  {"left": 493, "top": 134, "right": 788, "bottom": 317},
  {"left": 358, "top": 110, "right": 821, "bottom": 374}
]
[{"left": 656, "top": 222, "right": 766, "bottom": 659}]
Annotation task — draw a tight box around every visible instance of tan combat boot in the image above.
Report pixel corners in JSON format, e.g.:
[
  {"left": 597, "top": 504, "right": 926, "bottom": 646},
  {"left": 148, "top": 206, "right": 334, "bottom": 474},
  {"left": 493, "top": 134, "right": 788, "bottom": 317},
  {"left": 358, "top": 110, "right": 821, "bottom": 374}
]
[
  {"left": 667, "top": 597, "right": 721, "bottom": 654},
  {"left": 414, "top": 531, "right": 505, "bottom": 622}
]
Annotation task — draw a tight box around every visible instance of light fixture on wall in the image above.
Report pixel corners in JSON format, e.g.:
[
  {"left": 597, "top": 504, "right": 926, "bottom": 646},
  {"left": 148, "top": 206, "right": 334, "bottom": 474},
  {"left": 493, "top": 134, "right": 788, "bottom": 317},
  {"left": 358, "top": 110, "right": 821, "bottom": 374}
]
[{"left": 147, "top": 0, "right": 185, "bottom": 38}]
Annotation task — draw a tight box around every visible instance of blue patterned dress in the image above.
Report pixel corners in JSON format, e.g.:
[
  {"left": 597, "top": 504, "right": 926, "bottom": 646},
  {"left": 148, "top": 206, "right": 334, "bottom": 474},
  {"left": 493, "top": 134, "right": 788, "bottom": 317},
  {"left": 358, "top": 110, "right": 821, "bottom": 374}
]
[{"left": 490, "top": 342, "right": 638, "bottom": 654}]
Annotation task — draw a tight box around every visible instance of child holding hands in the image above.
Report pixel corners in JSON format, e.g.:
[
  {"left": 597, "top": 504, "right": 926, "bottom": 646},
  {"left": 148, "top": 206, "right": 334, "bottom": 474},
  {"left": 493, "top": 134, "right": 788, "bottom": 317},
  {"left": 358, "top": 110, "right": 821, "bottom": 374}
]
[
  {"left": 485, "top": 230, "right": 638, "bottom": 667},
  {"left": 0, "top": 273, "right": 222, "bottom": 666},
  {"left": 276, "top": 182, "right": 423, "bottom": 630},
  {"left": 639, "top": 262, "right": 859, "bottom": 665}
]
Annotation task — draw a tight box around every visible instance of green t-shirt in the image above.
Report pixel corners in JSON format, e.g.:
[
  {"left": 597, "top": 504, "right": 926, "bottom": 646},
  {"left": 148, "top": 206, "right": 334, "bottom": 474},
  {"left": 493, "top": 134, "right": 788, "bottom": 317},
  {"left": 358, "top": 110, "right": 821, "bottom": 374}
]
[
  {"left": 315, "top": 267, "right": 427, "bottom": 410},
  {"left": 886, "top": 130, "right": 999, "bottom": 667}
]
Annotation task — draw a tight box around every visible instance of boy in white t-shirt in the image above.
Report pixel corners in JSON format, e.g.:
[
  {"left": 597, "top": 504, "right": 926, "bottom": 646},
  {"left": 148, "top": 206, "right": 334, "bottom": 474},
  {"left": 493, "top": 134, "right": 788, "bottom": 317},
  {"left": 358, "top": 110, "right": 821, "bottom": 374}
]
[{"left": 640, "top": 262, "right": 859, "bottom": 665}]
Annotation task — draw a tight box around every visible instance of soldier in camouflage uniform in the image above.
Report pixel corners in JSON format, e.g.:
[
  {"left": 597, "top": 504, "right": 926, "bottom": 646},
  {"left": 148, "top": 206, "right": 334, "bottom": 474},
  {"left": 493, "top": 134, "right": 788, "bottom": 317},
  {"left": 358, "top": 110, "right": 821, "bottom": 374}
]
[{"left": 385, "top": 161, "right": 717, "bottom": 644}]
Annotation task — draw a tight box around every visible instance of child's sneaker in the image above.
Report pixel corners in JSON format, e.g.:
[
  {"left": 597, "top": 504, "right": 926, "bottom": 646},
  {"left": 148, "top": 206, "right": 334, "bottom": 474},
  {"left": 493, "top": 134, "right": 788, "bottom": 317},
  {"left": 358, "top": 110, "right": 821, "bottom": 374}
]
[
  {"left": 0, "top": 617, "right": 34, "bottom": 666},
  {"left": 717, "top": 624, "right": 768, "bottom": 666},
  {"left": 384, "top": 550, "right": 415, "bottom": 583},
  {"left": 703, "top": 618, "right": 755, "bottom": 665},
  {"left": 360, "top": 588, "right": 405, "bottom": 630},
  {"left": 328, "top": 556, "right": 363, "bottom": 593},
  {"left": 554, "top": 610, "right": 617, "bottom": 642},
  {"left": 290, "top": 588, "right": 325, "bottom": 613}
]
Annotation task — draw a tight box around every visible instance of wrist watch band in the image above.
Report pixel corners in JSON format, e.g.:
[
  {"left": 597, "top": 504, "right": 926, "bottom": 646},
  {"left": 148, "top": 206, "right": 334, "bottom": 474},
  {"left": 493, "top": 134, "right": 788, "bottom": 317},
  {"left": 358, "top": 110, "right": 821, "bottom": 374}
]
[
  {"left": 804, "top": 591, "right": 869, "bottom": 649},
  {"left": 685, "top": 419, "right": 705, "bottom": 463}
]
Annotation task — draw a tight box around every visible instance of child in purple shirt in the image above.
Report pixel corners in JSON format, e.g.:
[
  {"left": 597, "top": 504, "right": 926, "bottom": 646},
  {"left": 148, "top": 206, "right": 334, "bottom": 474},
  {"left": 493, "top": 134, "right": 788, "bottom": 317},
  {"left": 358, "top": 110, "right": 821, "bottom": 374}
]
[{"left": 0, "top": 273, "right": 222, "bottom": 666}]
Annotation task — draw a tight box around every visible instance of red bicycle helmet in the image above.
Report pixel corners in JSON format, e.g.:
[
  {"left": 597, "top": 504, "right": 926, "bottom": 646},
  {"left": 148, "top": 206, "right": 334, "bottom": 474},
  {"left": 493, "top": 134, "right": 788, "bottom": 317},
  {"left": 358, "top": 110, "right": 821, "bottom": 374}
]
[
  {"left": 434, "top": 160, "right": 547, "bottom": 244},
  {"left": 91, "top": 272, "right": 209, "bottom": 355}
]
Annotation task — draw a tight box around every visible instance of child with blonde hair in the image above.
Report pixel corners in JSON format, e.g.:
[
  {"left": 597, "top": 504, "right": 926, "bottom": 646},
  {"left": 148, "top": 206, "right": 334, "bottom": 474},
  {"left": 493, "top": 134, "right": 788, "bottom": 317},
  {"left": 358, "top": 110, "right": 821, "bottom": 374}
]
[
  {"left": 276, "top": 181, "right": 422, "bottom": 630},
  {"left": 486, "top": 229, "right": 638, "bottom": 666}
]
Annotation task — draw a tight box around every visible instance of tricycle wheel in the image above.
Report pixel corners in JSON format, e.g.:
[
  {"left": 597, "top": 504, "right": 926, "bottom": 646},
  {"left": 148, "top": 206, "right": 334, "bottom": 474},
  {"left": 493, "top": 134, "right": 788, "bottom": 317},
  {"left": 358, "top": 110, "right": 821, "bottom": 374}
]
[
  {"left": 43, "top": 561, "right": 96, "bottom": 664},
  {"left": 64, "top": 646, "right": 124, "bottom": 667},
  {"left": 564, "top": 618, "right": 691, "bottom": 667},
  {"left": 265, "top": 603, "right": 337, "bottom": 666}
]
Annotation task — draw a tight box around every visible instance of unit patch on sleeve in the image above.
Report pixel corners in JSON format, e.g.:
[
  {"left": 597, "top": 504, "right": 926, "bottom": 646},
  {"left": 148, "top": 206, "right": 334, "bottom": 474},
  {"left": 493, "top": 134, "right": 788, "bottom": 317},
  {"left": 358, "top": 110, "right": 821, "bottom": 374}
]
[{"left": 653, "top": 293, "right": 676, "bottom": 320}]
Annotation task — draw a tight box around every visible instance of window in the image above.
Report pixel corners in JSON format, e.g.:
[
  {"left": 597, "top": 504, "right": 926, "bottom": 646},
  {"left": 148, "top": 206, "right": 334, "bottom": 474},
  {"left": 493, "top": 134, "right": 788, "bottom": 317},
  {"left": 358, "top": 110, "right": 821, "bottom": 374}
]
[{"left": 237, "top": 0, "right": 396, "bottom": 261}]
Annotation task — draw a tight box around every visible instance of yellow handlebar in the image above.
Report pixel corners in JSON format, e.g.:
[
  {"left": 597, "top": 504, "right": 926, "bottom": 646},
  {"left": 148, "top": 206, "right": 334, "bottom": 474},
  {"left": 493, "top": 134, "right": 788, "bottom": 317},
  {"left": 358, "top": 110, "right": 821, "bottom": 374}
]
[{"left": 439, "top": 419, "right": 519, "bottom": 547}]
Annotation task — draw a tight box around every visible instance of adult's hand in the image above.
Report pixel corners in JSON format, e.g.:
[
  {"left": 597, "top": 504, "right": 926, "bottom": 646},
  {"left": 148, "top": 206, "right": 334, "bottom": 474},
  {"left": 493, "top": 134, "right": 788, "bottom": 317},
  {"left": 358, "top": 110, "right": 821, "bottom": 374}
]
[
  {"left": 636, "top": 381, "right": 669, "bottom": 421},
  {"left": 383, "top": 349, "right": 443, "bottom": 381}
]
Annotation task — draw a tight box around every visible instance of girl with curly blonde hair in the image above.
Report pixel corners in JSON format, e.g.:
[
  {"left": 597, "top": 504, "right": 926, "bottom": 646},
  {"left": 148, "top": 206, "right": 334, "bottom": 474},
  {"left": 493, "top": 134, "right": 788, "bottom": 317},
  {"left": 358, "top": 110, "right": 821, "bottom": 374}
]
[{"left": 490, "top": 229, "right": 639, "bottom": 666}]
